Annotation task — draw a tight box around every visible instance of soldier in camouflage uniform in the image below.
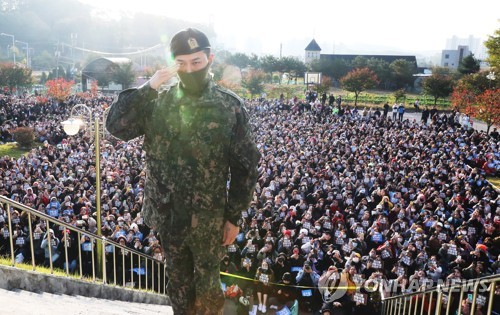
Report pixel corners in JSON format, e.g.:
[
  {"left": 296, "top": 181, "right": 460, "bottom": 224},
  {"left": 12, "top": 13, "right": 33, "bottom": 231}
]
[{"left": 106, "top": 28, "right": 260, "bottom": 315}]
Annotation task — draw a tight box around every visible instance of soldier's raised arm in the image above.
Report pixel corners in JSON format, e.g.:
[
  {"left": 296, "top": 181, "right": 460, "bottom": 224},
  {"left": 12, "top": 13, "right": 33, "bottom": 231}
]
[{"left": 106, "top": 64, "right": 178, "bottom": 141}]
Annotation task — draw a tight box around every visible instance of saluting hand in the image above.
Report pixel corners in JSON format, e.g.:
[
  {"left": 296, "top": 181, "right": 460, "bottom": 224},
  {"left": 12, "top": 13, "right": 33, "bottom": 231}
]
[{"left": 149, "top": 64, "right": 179, "bottom": 90}]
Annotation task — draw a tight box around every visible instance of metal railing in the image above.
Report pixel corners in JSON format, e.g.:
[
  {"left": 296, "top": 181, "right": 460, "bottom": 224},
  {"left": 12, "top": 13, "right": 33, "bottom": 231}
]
[
  {"left": 0, "top": 195, "right": 167, "bottom": 294},
  {"left": 380, "top": 273, "right": 499, "bottom": 315}
]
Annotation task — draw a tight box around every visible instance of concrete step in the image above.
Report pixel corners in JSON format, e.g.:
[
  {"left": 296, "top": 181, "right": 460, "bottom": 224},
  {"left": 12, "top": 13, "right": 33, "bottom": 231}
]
[{"left": 0, "top": 288, "right": 173, "bottom": 315}]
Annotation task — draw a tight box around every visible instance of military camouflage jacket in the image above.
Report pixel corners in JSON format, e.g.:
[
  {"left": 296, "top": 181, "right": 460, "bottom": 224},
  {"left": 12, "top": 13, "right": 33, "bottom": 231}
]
[{"left": 106, "top": 81, "right": 260, "bottom": 229}]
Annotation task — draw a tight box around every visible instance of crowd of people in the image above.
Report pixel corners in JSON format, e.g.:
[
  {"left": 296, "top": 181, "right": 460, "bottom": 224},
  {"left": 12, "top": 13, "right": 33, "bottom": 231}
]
[
  {"left": 0, "top": 92, "right": 499, "bottom": 314},
  {"left": 222, "top": 96, "right": 500, "bottom": 314},
  {"left": 0, "top": 93, "right": 164, "bottom": 289}
]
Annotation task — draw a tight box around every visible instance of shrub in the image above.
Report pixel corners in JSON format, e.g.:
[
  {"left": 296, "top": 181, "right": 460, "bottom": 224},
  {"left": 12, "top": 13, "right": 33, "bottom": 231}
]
[{"left": 12, "top": 127, "right": 35, "bottom": 148}]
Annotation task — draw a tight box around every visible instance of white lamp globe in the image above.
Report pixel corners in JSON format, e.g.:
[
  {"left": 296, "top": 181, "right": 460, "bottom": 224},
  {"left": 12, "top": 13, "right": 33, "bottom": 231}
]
[{"left": 61, "top": 118, "right": 83, "bottom": 136}]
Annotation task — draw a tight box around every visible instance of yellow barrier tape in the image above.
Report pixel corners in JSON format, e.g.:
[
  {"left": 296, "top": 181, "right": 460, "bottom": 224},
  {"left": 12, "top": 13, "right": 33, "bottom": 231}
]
[{"left": 220, "top": 271, "right": 360, "bottom": 290}]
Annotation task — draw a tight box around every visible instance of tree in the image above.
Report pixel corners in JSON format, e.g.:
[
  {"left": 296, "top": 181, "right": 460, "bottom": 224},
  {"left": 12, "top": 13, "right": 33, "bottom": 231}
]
[
  {"left": 389, "top": 59, "right": 417, "bottom": 89},
  {"left": 280, "top": 56, "right": 307, "bottom": 84},
  {"left": 11, "top": 127, "right": 34, "bottom": 149},
  {"left": 248, "top": 53, "right": 260, "bottom": 69},
  {"left": 92, "top": 70, "right": 112, "bottom": 90},
  {"left": 455, "top": 71, "right": 493, "bottom": 95},
  {"left": 340, "top": 68, "right": 379, "bottom": 106},
  {"left": 310, "top": 58, "right": 351, "bottom": 81},
  {"left": 260, "top": 55, "right": 279, "bottom": 83},
  {"left": 466, "top": 89, "right": 500, "bottom": 133},
  {"left": 366, "top": 58, "right": 391, "bottom": 89},
  {"left": 484, "top": 27, "right": 500, "bottom": 71},
  {"left": 45, "top": 78, "right": 74, "bottom": 101},
  {"left": 421, "top": 74, "right": 454, "bottom": 105},
  {"left": 351, "top": 56, "right": 368, "bottom": 69},
  {"left": 226, "top": 52, "right": 251, "bottom": 75},
  {"left": 47, "top": 65, "right": 66, "bottom": 80},
  {"left": 0, "top": 62, "right": 32, "bottom": 91},
  {"left": 458, "top": 54, "right": 480, "bottom": 75},
  {"left": 315, "top": 75, "right": 332, "bottom": 96},
  {"left": 31, "top": 50, "right": 55, "bottom": 70},
  {"left": 112, "top": 62, "right": 136, "bottom": 89},
  {"left": 241, "top": 69, "right": 266, "bottom": 98},
  {"left": 451, "top": 84, "right": 476, "bottom": 112},
  {"left": 393, "top": 88, "right": 406, "bottom": 103}
]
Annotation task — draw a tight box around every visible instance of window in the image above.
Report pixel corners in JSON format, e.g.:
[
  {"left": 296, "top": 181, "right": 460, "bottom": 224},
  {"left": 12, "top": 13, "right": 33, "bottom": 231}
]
[
  {"left": 444, "top": 63, "right": 448, "bottom": 66},
  {"left": 445, "top": 54, "right": 449, "bottom": 59}
]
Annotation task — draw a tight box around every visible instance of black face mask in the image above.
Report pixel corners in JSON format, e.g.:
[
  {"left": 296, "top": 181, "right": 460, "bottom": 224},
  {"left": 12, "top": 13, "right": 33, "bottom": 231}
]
[{"left": 177, "top": 62, "right": 211, "bottom": 96}]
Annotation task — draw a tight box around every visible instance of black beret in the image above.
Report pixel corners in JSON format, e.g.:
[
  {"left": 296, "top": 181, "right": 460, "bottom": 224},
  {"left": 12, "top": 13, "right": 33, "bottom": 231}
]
[{"left": 170, "top": 28, "right": 211, "bottom": 57}]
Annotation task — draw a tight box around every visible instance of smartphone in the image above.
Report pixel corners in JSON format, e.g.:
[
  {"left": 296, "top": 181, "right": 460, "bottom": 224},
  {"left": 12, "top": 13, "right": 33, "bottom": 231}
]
[{"left": 467, "top": 293, "right": 473, "bottom": 303}]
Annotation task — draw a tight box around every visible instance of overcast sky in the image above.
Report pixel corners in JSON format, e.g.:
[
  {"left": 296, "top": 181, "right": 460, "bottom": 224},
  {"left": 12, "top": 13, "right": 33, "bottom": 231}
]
[{"left": 79, "top": 0, "right": 499, "bottom": 58}]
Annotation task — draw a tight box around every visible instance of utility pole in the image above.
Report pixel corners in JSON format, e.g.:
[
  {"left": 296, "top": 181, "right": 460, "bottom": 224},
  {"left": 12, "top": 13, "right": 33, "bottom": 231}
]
[
  {"left": 71, "top": 33, "right": 77, "bottom": 79},
  {"left": 55, "top": 41, "right": 61, "bottom": 78}
]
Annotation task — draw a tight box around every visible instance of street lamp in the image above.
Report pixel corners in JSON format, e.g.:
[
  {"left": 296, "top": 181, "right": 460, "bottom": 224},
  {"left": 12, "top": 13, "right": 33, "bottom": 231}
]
[
  {"left": 486, "top": 71, "right": 496, "bottom": 88},
  {"left": 0, "top": 33, "right": 15, "bottom": 64},
  {"left": 15, "top": 40, "right": 29, "bottom": 68},
  {"left": 61, "top": 104, "right": 109, "bottom": 281}
]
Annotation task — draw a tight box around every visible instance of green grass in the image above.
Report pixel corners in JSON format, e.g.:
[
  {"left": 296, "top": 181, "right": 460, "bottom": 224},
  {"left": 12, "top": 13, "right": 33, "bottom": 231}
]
[
  {"left": 0, "top": 142, "right": 44, "bottom": 159},
  {"left": 0, "top": 142, "right": 30, "bottom": 158},
  {"left": 0, "top": 256, "right": 159, "bottom": 294},
  {"left": 0, "top": 256, "right": 79, "bottom": 278}
]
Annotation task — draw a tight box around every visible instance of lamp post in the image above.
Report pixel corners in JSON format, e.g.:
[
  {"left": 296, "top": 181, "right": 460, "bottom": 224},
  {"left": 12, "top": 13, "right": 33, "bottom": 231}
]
[
  {"left": 15, "top": 40, "right": 29, "bottom": 68},
  {"left": 0, "top": 33, "right": 15, "bottom": 64},
  {"left": 61, "top": 104, "right": 109, "bottom": 281}
]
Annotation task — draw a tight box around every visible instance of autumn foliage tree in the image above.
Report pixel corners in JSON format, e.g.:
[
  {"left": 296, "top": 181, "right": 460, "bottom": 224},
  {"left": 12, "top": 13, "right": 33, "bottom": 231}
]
[
  {"left": 315, "top": 75, "right": 332, "bottom": 97},
  {"left": 452, "top": 70, "right": 500, "bottom": 133},
  {"left": 451, "top": 84, "right": 477, "bottom": 112},
  {"left": 45, "top": 78, "right": 74, "bottom": 101},
  {"left": 466, "top": 89, "right": 500, "bottom": 134},
  {"left": 0, "top": 62, "right": 32, "bottom": 92},
  {"left": 340, "top": 68, "right": 379, "bottom": 106},
  {"left": 241, "top": 69, "right": 266, "bottom": 98}
]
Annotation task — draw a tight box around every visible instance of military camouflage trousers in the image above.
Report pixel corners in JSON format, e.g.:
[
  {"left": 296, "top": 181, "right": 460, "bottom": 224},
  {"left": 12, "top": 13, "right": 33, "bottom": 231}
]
[{"left": 158, "top": 216, "right": 226, "bottom": 315}]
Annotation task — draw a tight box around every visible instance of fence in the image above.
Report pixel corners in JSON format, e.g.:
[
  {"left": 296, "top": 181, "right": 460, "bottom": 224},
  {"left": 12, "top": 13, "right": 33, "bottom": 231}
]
[
  {"left": 380, "top": 273, "right": 499, "bottom": 315},
  {"left": 0, "top": 195, "right": 167, "bottom": 294}
]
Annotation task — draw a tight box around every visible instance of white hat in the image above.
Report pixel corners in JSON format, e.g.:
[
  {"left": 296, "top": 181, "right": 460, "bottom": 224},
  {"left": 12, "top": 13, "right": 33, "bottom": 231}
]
[{"left": 300, "top": 228, "right": 308, "bottom": 236}]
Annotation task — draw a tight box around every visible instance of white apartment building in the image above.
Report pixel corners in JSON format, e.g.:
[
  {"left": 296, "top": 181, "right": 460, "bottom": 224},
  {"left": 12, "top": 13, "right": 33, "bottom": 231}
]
[{"left": 441, "top": 45, "right": 471, "bottom": 69}]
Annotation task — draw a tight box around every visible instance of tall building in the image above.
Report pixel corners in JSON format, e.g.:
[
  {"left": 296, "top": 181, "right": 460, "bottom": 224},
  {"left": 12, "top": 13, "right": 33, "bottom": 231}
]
[{"left": 446, "top": 35, "right": 487, "bottom": 60}]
